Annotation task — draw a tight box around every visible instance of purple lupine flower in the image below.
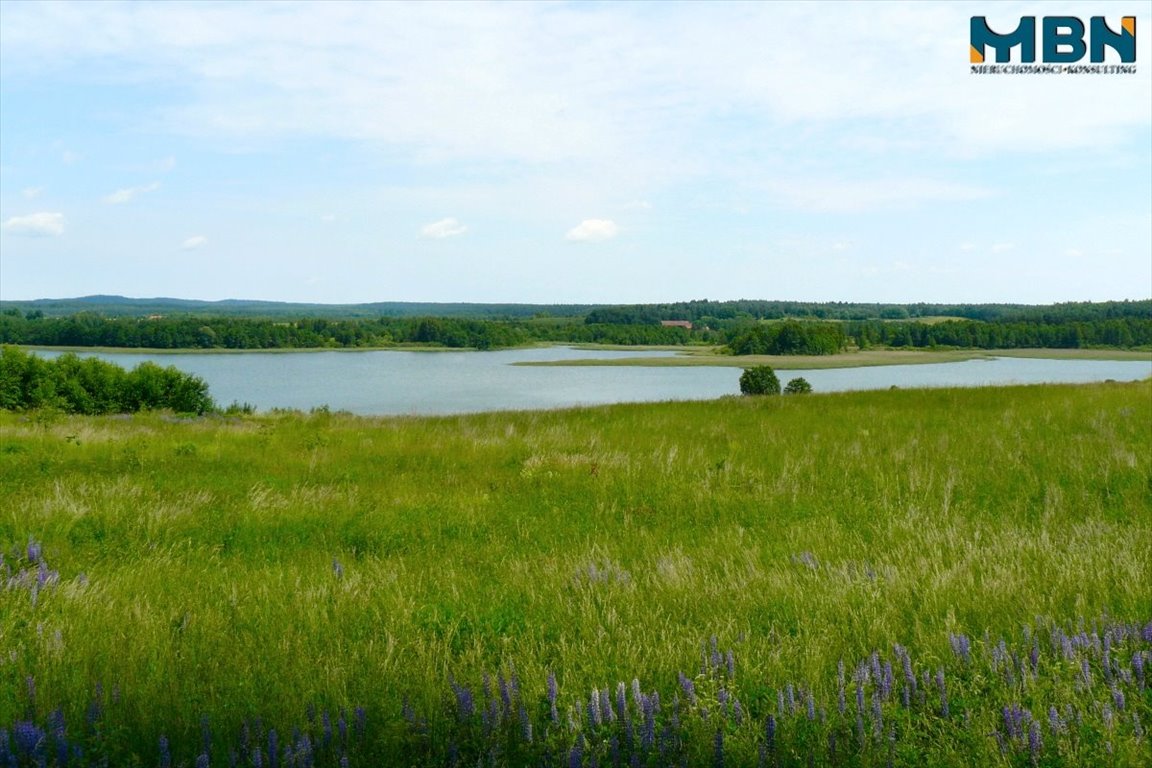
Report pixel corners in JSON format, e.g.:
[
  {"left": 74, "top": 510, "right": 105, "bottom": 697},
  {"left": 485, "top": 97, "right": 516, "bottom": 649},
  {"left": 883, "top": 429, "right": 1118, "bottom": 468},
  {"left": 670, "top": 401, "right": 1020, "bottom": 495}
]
[
  {"left": 588, "top": 688, "right": 602, "bottom": 728},
  {"left": 267, "top": 730, "right": 279, "bottom": 768},
  {"left": 949, "top": 633, "right": 971, "bottom": 664},
  {"left": 632, "top": 678, "right": 643, "bottom": 711},
  {"left": 13, "top": 723, "right": 45, "bottom": 761},
  {"left": 159, "top": 735, "right": 171, "bottom": 768},
  {"left": 617, "top": 682, "right": 628, "bottom": 722},
  {"left": 568, "top": 734, "right": 584, "bottom": 768},
  {"left": 321, "top": 711, "right": 332, "bottom": 747},
  {"left": 601, "top": 688, "right": 614, "bottom": 723},
  {"left": 713, "top": 728, "right": 724, "bottom": 768},
  {"left": 710, "top": 636, "right": 722, "bottom": 672},
  {"left": 337, "top": 711, "right": 347, "bottom": 745},
  {"left": 1112, "top": 686, "right": 1126, "bottom": 712},
  {"left": 498, "top": 672, "right": 512, "bottom": 714},
  {"left": 726, "top": 650, "right": 735, "bottom": 679},
  {"left": 870, "top": 653, "right": 882, "bottom": 686},
  {"left": 519, "top": 704, "right": 533, "bottom": 743},
  {"left": 765, "top": 714, "right": 776, "bottom": 754},
  {"left": 1081, "top": 658, "right": 1093, "bottom": 689},
  {"left": 27, "top": 540, "right": 42, "bottom": 563},
  {"left": 1103, "top": 703, "right": 1114, "bottom": 730},
  {"left": 785, "top": 684, "right": 795, "bottom": 714},
  {"left": 1132, "top": 712, "right": 1143, "bottom": 739},
  {"left": 354, "top": 707, "right": 366, "bottom": 736},
  {"left": 1048, "top": 706, "right": 1062, "bottom": 735},
  {"left": 806, "top": 690, "right": 816, "bottom": 721},
  {"left": 717, "top": 687, "right": 729, "bottom": 713},
  {"left": 196, "top": 753, "right": 209, "bottom": 768},
  {"left": 548, "top": 672, "right": 560, "bottom": 724},
  {"left": 339, "top": 756, "right": 349, "bottom": 768},
  {"left": 1028, "top": 721, "right": 1041, "bottom": 765},
  {"left": 880, "top": 662, "right": 893, "bottom": 700},
  {"left": 777, "top": 690, "right": 785, "bottom": 718},
  {"left": 937, "top": 669, "right": 948, "bottom": 718},
  {"left": 837, "top": 661, "right": 846, "bottom": 715},
  {"left": 855, "top": 674, "right": 866, "bottom": 714},
  {"left": 1141, "top": 621, "right": 1152, "bottom": 644},
  {"left": 1134, "top": 651, "right": 1146, "bottom": 690},
  {"left": 641, "top": 695, "right": 656, "bottom": 750},
  {"left": 733, "top": 698, "right": 744, "bottom": 726},
  {"left": 252, "top": 747, "right": 263, "bottom": 768},
  {"left": 1029, "top": 641, "right": 1040, "bottom": 674},
  {"left": 871, "top": 697, "right": 883, "bottom": 739},
  {"left": 451, "top": 686, "right": 474, "bottom": 723}
]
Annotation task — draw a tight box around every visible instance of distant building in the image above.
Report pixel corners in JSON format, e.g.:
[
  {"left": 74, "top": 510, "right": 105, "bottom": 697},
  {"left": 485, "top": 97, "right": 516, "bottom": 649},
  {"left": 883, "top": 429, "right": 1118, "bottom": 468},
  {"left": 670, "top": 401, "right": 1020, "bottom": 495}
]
[{"left": 661, "top": 320, "right": 693, "bottom": 329}]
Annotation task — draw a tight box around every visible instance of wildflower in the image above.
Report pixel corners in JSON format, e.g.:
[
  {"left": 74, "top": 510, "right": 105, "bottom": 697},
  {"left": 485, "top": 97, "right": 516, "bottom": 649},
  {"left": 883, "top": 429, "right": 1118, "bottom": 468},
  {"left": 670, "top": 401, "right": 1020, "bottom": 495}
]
[
  {"left": 616, "top": 682, "right": 628, "bottom": 722},
  {"left": 588, "top": 688, "right": 602, "bottom": 728},
  {"left": 1028, "top": 721, "right": 1042, "bottom": 766},
  {"left": 1048, "top": 706, "right": 1062, "bottom": 735},
  {"left": 159, "top": 735, "right": 171, "bottom": 768},
  {"left": 196, "top": 753, "right": 209, "bottom": 768},
  {"left": 568, "top": 734, "right": 584, "bottom": 768},
  {"left": 936, "top": 669, "right": 948, "bottom": 718},
  {"left": 548, "top": 672, "right": 559, "bottom": 724},
  {"left": 27, "top": 540, "right": 42, "bottom": 564},
  {"left": 713, "top": 728, "right": 724, "bottom": 768}
]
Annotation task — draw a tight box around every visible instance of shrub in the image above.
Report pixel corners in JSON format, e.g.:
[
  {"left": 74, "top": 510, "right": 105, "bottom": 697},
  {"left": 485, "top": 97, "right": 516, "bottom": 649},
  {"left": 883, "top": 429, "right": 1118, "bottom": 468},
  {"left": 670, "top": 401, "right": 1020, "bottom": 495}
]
[
  {"left": 784, "top": 377, "right": 813, "bottom": 394},
  {"left": 739, "top": 365, "right": 780, "bottom": 395}
]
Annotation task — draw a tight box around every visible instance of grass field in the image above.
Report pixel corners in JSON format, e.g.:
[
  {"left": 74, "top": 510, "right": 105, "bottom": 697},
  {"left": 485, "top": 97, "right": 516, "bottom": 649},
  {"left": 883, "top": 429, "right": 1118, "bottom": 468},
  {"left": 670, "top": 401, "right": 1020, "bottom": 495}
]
[
  {"left": 534, "top": 347, "right": 1152, "bottom": 368},
  {"left": 1, "top": 381, "right": 1150, "bottom": 766}
]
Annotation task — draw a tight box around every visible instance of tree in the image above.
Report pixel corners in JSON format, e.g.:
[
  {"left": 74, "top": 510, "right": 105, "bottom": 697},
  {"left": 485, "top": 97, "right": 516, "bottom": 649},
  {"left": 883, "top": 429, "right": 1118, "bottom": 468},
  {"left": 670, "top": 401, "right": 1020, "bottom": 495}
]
[
  {"left": 739, "top": 365, "right": 780, "bottom": 396},
  {"left": 784, "top": 377, "right": 813, "bottom": 394}
]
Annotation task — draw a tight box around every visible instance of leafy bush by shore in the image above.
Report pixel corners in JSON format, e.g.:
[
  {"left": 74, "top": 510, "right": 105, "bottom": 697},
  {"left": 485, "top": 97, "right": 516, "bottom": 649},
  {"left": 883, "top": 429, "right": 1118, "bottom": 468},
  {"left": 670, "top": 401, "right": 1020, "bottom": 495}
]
[{"left": 0, "top": 345, "right": 214, "bottom": 415}]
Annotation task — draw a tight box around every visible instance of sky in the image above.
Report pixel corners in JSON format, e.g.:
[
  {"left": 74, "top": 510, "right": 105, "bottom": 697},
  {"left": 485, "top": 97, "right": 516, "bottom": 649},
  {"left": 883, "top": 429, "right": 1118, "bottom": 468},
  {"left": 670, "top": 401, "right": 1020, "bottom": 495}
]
[{"left": 1, "top": 0, "right": 1150, "bottom": 306}]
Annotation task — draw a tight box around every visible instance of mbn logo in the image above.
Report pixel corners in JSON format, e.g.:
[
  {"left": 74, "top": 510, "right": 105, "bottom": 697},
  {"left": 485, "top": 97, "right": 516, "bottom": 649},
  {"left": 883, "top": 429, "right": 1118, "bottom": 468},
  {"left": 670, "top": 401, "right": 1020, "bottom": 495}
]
[{"left": 970, "top": 16, "right": 1136, "bottom": 63}]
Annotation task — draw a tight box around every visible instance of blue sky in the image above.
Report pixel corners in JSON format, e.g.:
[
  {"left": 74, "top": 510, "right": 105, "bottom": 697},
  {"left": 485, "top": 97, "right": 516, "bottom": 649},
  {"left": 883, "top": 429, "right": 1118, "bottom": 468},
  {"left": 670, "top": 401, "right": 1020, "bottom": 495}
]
[{"left": 1, "top": 0, "right": 1149, "bottom": 305}]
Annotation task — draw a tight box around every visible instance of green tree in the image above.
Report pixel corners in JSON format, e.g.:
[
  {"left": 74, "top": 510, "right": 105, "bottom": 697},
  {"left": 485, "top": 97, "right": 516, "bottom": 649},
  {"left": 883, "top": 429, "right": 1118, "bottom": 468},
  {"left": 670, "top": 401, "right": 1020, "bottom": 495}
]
[
  {"left": 739, "top": 365, "right": 780, "bottom": 396},
  {"left": 784, "top": 377, "right": 813, "bottom": 394}
]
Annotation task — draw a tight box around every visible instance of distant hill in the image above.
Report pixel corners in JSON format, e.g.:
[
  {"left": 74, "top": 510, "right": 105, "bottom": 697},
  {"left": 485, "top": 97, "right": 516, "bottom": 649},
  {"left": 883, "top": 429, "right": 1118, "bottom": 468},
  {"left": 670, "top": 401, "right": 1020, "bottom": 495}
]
[{"left": 0, "top": 295, "right": 600, "bottom": 320}]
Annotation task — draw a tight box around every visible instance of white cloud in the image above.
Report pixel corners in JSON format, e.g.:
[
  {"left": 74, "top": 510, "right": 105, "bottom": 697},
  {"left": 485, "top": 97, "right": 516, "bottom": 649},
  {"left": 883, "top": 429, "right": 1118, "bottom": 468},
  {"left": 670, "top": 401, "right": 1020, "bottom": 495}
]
[
  {"left": 155, "top": 156, "right": 177, "bottom": 172},
  {"left": 420, "top": 217, "right": 467, "bottom": 239},
  {"left": 1, "top": 212, "right": 65, "bottom": 237},
  {"left": 21, "top": 186, "right": 43, "bottom": 199},
  {"left": 181, "top": 235, "right": 208, "bottom": 250},
  {"left": 566, "top": 219, "right": 619, "bottom": 242},
  {"left": 104, "top": 182, "right": 160, "bottom": 204}
]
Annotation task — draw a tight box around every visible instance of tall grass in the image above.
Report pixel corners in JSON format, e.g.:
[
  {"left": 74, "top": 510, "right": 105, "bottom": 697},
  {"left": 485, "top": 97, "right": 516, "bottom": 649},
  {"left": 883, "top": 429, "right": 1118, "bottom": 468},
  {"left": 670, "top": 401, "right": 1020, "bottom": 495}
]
[{"left": 1, "top": 381, "right": 1149, "bottom": 765}]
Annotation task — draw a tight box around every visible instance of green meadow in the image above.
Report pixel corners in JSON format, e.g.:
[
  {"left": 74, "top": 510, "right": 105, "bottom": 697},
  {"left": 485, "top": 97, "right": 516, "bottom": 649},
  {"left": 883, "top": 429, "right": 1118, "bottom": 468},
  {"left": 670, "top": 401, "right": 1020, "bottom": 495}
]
[{"left": 1, "top": 381, "right": 1150, "bottom": 766}]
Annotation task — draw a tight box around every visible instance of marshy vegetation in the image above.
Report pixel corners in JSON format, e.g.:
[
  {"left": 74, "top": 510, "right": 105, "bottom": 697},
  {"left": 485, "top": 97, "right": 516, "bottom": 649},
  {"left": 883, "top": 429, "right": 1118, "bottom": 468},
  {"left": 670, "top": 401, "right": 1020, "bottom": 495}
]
[{"left": 1, "top": 380, "right": 1149, "bottom": 765}]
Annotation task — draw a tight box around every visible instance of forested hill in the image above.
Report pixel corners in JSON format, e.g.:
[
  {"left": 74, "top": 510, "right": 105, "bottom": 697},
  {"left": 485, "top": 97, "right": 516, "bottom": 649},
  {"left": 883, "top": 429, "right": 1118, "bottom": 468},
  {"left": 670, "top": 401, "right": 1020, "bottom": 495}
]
[{"left": 0, "top": 295, "right": 598, "bottom": 320}]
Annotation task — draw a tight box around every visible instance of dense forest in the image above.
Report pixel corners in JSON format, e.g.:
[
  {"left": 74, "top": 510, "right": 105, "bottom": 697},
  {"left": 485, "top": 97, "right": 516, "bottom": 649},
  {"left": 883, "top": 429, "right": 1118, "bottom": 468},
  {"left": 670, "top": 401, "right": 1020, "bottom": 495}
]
[
  {"left": 0, "top": 346, "right": 215, "bottom": 414},
  {"left": 0, "top": 299, "right": 1148, "bottom": 353}
]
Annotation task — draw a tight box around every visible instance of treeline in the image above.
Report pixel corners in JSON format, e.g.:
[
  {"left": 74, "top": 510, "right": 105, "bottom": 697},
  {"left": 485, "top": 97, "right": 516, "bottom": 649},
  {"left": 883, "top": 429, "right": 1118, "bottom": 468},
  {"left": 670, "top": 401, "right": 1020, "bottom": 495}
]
[
  {"left": 0, "top": 346, "right": 215, "bottom": 415},
  {"left": 1, "top": 304, "right": 1148, "bottom": 354},
  {"left": 848, "top": 317, "right": 1152, "bottom": 350},
  {"left": 727, "top": 321, "right": 846, "bottom": 355},
  {"left": 0, "top": 311, "right": 698, "bottom": 351},
  {"left": 587, "top": 298, "right": 1152, "bottom": 324}
]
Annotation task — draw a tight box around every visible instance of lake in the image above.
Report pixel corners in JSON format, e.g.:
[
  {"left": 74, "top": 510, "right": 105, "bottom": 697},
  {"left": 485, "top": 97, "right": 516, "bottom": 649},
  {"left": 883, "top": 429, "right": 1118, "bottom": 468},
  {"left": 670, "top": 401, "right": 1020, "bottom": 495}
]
[{"left": 33, "top": 348, "right": 1152, "bottom": 416}]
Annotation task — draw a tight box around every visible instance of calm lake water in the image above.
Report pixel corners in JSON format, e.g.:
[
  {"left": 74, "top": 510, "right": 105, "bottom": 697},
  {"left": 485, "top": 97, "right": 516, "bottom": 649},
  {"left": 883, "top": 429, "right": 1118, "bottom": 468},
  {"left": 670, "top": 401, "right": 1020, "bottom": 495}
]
[{"left": 34, "top": 348, "right": 1152, "bottom": 416}]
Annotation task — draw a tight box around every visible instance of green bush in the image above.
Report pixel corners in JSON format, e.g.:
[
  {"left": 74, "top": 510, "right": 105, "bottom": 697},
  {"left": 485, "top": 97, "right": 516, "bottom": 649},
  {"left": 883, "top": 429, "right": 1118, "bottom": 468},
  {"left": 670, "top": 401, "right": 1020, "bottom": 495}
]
[
  {"left": 0, "top": 345, "right": 215, "bottom": 414},
  {"left": 738, "top": 365, "right": 780, "bottom": 395},
  {"left": 784, "top": 377, "right": 813, "bottom": 394}
]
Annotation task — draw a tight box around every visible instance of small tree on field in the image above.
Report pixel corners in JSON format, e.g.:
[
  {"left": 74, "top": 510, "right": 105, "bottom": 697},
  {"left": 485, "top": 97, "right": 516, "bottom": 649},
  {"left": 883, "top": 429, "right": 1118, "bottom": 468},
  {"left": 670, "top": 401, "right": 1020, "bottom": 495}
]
[
  {"left": 784, "top": 377, "right": 813, "bottom": 394},
  {"left": 739, "top": 365, "right": 780, "bottom": 396}
]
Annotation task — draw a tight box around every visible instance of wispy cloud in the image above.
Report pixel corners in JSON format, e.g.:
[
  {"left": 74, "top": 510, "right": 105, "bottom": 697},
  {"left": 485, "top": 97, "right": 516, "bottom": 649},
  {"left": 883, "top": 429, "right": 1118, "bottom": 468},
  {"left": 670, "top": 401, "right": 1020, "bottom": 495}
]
[
  {"left": 766, "top": 178, "right": 994, "bottom": 213},
  {"left": 1, "top": 212, "right": 65, "bottom": 237},
  {"left": 566, "top": 219, "right": 618, "bottom": 242},
  {"left": 420, "top": 217, "right": 467, "bottom": 239},
  {"left": 104, "top": 182, "right": 160, "bottom": 204},
  {"left": 181, "top": 235, "right": 208, "bottom": 250},
  {"left": 21, "top": 186, "right": 43, "bottom": 199}
]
